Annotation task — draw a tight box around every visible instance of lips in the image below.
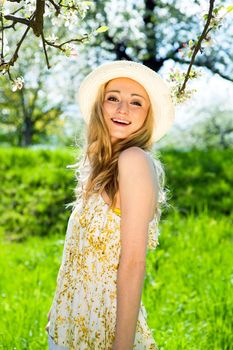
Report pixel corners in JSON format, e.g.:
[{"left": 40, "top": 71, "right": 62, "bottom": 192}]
[{"left": 111, "top": 118, "right": 131, "bottom": 126}]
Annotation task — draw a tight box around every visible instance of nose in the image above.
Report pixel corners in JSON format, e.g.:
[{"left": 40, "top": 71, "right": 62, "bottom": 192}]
[{"left": 117, "top": 100, "right": 128, "bottom": 115}]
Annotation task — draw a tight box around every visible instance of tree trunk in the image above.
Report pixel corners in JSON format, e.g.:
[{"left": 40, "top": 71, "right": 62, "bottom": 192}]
[
  {"left": 21, "top": 117, "right": 33, "bottom": 147},
  {"left": 19, "top": 89, "right": 34, "bottom": 147}
]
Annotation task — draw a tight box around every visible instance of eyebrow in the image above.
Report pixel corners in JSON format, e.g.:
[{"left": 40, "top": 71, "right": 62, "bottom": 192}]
[{"left": 105, "top": 89, "right": 146, "bottom": 101}]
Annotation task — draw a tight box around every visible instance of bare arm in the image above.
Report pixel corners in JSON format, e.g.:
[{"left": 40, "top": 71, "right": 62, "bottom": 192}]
[
  {"left": 112, "top": 147, "right": 157, "bottom": 350},
  {"left": 113, "top": 259, "right": 146, "bottom": 350}
]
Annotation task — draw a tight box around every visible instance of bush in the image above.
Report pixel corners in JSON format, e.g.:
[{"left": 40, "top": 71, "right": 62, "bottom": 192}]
[
  {"left": 0, "top": 148, "right": 78, "bottom": 240},
  {"left": 0, "top": 147, "right": 232, "bottom": 239},
  {"left": 161, "top": 148, "right": 233, "bottom": 216}
]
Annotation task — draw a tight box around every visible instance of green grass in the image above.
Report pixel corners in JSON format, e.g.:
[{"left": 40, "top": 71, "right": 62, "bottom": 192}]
[
  {"left": 144, "top": 209, "right": 233, "bottom": 349},
  {"left": 0, "top": 210, "right": 232, "bottom": 349}
]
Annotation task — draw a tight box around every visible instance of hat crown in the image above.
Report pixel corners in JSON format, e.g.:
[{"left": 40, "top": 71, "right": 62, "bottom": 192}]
[{"left": 78, "top": 60, "right": 175, "bottom": 143}]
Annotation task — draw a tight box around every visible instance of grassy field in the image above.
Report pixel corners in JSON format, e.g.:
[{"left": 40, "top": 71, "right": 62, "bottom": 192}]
[{"left": 0, "top": 208, "right": 232, "bottom": 350}]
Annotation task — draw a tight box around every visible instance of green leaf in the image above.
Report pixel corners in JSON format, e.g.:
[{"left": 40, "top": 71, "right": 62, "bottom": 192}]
[
  {"left": 188, "top": 40, "right": 194, "bottom": 48},
  {"left": 64, "top": 49, "right": 71, "bottom": 57},
  {"left": 95, "top": 26, "right": 109, "bottom": 33},
  {"left": 83, "top": 1, "right": 93, "bottom": 5},
  {"left": 188, "top": 51, "right": 192, "bottom": 59},
  {"left": 213, "top": 5, "right": 224, "bottom": 14},
  {"left": 226, "top": 5, "right": 233, "bottom": 13}
]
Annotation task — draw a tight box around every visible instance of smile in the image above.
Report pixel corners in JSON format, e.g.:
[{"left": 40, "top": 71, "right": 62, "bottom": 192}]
[{"left": 111, "top": 118, "right": 131, "bottom": 126}]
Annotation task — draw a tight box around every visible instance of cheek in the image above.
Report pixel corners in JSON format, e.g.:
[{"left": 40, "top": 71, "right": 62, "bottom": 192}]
[
  {"left": 102, "top": 101, "right": 114, "bottom": 116},
  {"left": 102, "top": 102, "right": 108, "bottom": 121},
  {"left": 143, "top": 113, "right": 148, "bottom": 124},
  {"left": 135, "top": 110, "right": 148, "bottom": 125}
]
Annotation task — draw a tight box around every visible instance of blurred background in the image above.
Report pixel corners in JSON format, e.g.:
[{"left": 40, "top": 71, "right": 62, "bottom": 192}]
[{"left": 0, "top": 0, "right": 232, "bottom": 349}]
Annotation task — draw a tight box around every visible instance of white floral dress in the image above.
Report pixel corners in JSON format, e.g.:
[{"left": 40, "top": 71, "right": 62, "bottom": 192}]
[{"left": 48, "top": 156, "right": 161, "bottom": 350}]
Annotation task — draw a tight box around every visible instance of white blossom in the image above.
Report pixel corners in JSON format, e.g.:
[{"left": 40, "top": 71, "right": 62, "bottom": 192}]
[{"left": 11, "top": 76, "right": 24, "bottom": 92}]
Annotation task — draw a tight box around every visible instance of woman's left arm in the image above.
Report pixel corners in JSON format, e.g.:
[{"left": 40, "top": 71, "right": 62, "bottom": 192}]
[{"left": 112, "top": 147, "right": 157, "bottom": 350}]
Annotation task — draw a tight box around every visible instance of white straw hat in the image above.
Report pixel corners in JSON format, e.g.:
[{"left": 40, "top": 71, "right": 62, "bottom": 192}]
[{"left": 77, "top": 60, "right": 175, "bottom": 142}]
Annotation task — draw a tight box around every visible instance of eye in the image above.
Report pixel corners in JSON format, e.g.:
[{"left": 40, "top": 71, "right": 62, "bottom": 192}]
[
  {"left": 131, "top": 101, "right": 142, "bottom": 106},
  {"left": 106, "top": 95, "right": 118, "bottom": 102}
]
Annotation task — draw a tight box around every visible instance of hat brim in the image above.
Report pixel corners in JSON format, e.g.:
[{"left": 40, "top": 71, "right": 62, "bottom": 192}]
[{"left": 77, "top": 60, "right": 175, "bottom": 143}]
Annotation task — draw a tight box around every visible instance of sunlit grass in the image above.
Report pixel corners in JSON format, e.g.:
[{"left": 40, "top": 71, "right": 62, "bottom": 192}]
[
  {"left": 144, "top": 209, "right": 233, "bottom": 349},
  {"left": 0, "top": 209, "right": 232, "bottom": 349}
]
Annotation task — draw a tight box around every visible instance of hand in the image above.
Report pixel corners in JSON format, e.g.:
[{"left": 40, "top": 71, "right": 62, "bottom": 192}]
[{"left": 45, "top": 309, "right": 51, "bottom": 334}]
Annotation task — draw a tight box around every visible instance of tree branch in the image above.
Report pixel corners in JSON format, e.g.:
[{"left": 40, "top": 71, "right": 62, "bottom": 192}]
[
  {"left": 47, "top": 0, "right": 61, "bottom": 15},
  {"left": 142, "top": 0, "right": 157, "bottom": 70},
  {"left": 201, "top": 60, "right": 233, "bottom": 82},
  {"left": 11, "top": 5, "right": 24, "bottom": 16},
  {"left": 179, "top": 0, "right": 215, "bottom": 93},
  {"left": 9, "top": 23, "right": 31, "bottom": 68},
  {"left": 173, "top": 56, "right": 233, "bottom": 83},
  {"left": 31, "top": 0, "right": 45, "bottom": 37},
  {"left": 0, "top": 10, "right": 4, "bottom": 61},
  {"left": 0, "top": 12, "right": 36, "bottom": 75},
  {"left": 4, "top": 15, "right": 30, "bottom": 26},
  {"left": 41, "top": 31, "right": 51, "bottom": 69},
  {"left": 44, "top": 35, "right": 89, "bottom": 51}
]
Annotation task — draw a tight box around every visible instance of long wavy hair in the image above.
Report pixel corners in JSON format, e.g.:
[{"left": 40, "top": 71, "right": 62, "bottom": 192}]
[{"left": 67, "top": 80, "right": 170, "bottom": 220}]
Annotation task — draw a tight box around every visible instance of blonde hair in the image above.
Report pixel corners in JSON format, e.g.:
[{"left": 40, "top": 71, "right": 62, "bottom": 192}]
[{"left": 66, "top": 80, "right": 170, "bottom": 221}]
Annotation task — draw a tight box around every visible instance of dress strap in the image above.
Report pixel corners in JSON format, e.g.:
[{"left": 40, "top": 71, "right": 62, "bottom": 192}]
[{"left": 112, "top": 207, "right": 121, "bottom": 216}]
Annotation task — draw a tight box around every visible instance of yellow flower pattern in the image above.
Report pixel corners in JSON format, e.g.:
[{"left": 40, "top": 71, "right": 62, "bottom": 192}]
[{"left": 48, "top": 192, "right": 160, "bottom": 349}]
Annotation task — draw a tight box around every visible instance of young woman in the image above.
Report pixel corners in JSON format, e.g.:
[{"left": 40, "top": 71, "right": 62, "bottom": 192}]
[{"left": 46, "top": 60, "right": 175, "bottom": 350}]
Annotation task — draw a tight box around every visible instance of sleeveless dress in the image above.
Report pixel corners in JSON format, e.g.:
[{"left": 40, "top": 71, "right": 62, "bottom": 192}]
[{"left": 48, "top": 155, "right": 161, "bottom": 350}]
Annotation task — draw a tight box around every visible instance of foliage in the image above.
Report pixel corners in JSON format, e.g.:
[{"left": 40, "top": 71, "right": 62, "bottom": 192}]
[
  {"left": 0, "top": 147, "right": 232, "bottom": 241},
  {"left": 0, "top": 0, "right": 108, "bottom": 86},
  {"left": 189, "top": 110, "right": 233, "bottom": 150},
  {"left": 157, "top": 108, "right": 233, "bottom": 151},
  {"left": 83, "top": 0, "right": 233, "bottom": 85},
  {"left": 0, "top": 210, "right": 232, "bottom": 349},
  {"left": 162, "top": 147, "right": 233, "bottom": 216},
  {"left": 168, "top": 3, "right": 233, "bottom": 103},
  {"left": 0, "top": 27, "right": 84, "bottom": 147},
  {"left": 0, "top": 73, "right": 64, "bottom": 146},
  {"left": 1, "top": 1, "right": 233, "bottom": 149},
  {"left": 0, "top": 147, "right": 77, "bottom": 240},
  {"left": 1, "top": 1, "right": 233, "bottom": 105}
]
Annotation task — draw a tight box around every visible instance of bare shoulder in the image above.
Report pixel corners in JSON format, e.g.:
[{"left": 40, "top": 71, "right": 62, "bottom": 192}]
[
  {"left": 118, "top": 147, "right": 158, "bottom": 211},
  {"left": 116, "top": 152, "right": 159, "bottom": 263},
  {"left": 118, "top": 147, "right": 156, "bottom": 191},
  {"left": 118, "top": 147, "right": 155, "bottom": 177},
  {"left": 118, "top": 146, "right": 150, "bottom": 168},
  {"left": 119, "top": 146, "right": 147, "bottom": 159}
]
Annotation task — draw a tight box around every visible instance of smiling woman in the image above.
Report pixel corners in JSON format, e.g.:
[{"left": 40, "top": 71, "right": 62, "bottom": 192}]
[
  {"left": 46, "top": 60, "right": 175, "bottom": 350},
  {"left": 102, "top": 78, "right": 151, "bottom": 144}
]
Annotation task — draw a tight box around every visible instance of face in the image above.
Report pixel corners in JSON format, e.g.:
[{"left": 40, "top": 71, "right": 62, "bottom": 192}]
[{"left": 102, "top": 77, "right": 150, "bottom": 144}]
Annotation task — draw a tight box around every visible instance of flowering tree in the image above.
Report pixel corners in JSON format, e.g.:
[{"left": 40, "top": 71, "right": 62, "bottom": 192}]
[
  {"left": 0, "top": 0, "right": 107, "bottom": 90},
  {"left": 0, "top": 0, "right": 233, "bottom": 147},
  {"left": 83, "top": 0, "right": 233, "bottom": 103},
  {"left": 0, "top": 48, "right": 64, "bottom": 146},
  {"left": 1, "top": 0, "right": 233, "bottom": 102},
  {"left": 169, "top": 1, "right": 233, "bottom": 103}
]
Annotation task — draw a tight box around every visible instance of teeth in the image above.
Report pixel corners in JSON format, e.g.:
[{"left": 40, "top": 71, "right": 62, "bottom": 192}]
[{"left": 112, "top": 118, "right": 130, "bottom": 125}]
